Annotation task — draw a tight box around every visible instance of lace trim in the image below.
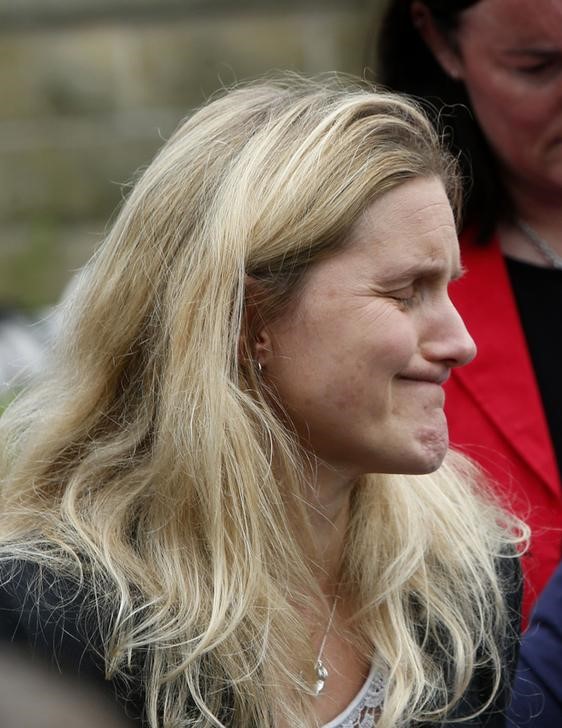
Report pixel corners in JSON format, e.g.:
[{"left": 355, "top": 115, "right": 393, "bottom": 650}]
[{"left": 321, "top": 665, "right": 385, "bottom": 728}]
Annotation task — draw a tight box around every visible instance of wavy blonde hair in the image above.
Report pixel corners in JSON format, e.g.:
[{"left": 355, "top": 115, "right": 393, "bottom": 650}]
[{"left": 0, "top": 76, "right": 524, "bottom": 727}]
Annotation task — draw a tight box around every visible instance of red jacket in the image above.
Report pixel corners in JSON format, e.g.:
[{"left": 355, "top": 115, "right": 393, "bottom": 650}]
[{"left": 445, "top": 229, "right": 562, "bottom": 627}]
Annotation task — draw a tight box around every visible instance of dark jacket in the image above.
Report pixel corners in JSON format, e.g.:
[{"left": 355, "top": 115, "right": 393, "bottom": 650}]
[
  {"left": 0, "top": 557, "right": 522, "bottom": 727},
  {"left": 507, "top": 560, "right": 562, "bottom": 727}
]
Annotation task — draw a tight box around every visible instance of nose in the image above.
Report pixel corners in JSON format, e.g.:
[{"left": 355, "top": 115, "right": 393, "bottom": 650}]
[{"left": 422, "top": 298, "right": 477, "bottom": 369}]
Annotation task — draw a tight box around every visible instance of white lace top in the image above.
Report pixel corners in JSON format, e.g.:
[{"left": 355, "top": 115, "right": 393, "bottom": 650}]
[{"left": 321, "top": 664, "right": 385, "bottom": 728}]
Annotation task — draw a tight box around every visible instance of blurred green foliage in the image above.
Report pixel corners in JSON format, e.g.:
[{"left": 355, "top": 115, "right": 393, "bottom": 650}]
[
  {"left": 0, "top": 392, "right": 14, "bottom": 416},
  {"left": 0, "top": 2, "right": 373, "bottom": 312},
  {"left": 0, "top": 219, "right": 77, "bottom": 311}
]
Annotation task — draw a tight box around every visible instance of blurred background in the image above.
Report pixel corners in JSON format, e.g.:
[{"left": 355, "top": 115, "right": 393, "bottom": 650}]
[{"left": 0, "top": 0, "right": 383, "bottom": 403}]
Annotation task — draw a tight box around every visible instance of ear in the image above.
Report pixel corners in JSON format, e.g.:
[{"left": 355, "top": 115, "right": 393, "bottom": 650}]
[
  {"left": 253, "top": 328, "right": 273, "bottom": 371},
  {"left": 410, "top": 1, "right": 464, "bottom": 81},
  {"left": 240, "top": 275, "right": 273, "bottom": 370}
]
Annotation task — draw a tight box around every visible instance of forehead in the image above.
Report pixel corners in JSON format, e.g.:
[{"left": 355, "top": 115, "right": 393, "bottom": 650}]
[
  {"left": 460, "top": 0, "right": 562, "bottom": 44},
  {"left": 340, "top": 177, "right": 461, "bottom": 279}
]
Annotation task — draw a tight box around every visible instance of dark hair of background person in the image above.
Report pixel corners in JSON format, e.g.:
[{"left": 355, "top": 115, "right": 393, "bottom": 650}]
[{"left": 368, "top": 0, "right": 513, "bottom": 242}]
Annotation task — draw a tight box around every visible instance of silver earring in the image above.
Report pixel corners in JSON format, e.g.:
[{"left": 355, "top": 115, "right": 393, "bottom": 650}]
[{"left": 256, "top": 361, "right": 263, "bottom": 375}]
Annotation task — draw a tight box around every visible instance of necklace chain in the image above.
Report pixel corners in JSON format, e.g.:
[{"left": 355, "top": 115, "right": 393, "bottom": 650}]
[
  {"left": 516, "top": 219, "right": 562, "bottom": 269},
  {"left": 313, "top": 596, "right": 339, "bottom": 696}
]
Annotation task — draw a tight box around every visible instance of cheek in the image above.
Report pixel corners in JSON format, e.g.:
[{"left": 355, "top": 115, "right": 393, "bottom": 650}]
[
  {"left": 371, "top": 322, "right": 417, "bottom": 371},
  {"left": 286, "top": 335, "right": 395, "bottom": 416},
  {"left": 464, "top": 66, "right": 552, "bottom": 143},
  {"left": 467, "top": 78, "right": 515, "bottom": 128},
  {"left": 323, "top": 362, "right": 371, "bottom": 412}
]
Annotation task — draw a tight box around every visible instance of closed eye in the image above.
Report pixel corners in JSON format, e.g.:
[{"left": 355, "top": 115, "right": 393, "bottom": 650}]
[
  {"left": 382, "top": 265, "right": 462, "bottom": 309},
  {"left": 509, "top": 51, "right": 562, "bottom": 78},
  {"left": 388, "top": 286, "right": 418, "bottom": 309},
  {"left": 517, "top": 60, "right": 555, "bottom": 74}
]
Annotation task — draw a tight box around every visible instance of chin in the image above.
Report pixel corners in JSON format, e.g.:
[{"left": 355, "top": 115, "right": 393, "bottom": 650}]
[
  {"left": 411, "top": 452, "right": 447, "bottom": 475},
  {"left": 388, "top": 426, "right": 449, "bottom": 475},
  {"left": 363, "top": 439, "right": 448, "bottom": 476},
  {"left": 416, "top": 427, "right": 449, "bottom": 473}
]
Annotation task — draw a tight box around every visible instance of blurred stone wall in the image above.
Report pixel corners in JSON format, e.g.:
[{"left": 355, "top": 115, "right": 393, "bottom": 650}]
[{"left": 0, "top": 0, "right": 381, "bottom": 309}]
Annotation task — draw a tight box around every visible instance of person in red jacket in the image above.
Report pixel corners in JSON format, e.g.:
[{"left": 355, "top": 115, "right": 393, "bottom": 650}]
[{"left": 373, "top": 0, "right": 562, "bottom": 626}]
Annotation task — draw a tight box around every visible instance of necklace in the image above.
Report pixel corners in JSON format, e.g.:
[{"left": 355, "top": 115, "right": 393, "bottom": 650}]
[
  {"left": 313, "top": 597, "right": 338, "bottom": 696},
  {"left": 515, "top": 219, "right": 562, "bottom": 269}
]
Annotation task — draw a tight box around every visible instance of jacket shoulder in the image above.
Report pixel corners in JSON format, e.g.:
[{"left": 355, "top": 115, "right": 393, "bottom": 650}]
[
  {"left": 433, "top": 553, "right": 523, "bottom": 728},
  {"left": 0, "top": 558, "right": 106, "bottom": 680}
]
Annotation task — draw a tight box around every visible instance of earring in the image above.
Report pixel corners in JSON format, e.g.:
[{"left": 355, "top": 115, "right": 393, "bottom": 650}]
[
  {"left": 446, "top": 64, "right": 461, "bottom": 81},
  {"left": 256, "top": 361, "right": 263, "bottom": 375}
]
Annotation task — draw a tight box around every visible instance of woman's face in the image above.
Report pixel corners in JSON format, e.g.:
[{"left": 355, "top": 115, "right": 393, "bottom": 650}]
[
  {"left": 258, "top": 177, "right": 476, "bottom": 479},
  {"left": 452, "top": 0, "right": 562, "bottom": 198}
]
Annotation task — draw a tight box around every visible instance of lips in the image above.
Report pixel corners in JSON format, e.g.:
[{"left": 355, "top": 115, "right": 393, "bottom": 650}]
[{"left": 399, "top": 372, "right": 450, "bottom": 386}]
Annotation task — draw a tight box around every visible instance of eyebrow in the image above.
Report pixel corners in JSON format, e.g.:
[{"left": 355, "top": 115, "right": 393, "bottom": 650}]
[{"left": 378, "top": 261, "right": 465, "bottom": 286}]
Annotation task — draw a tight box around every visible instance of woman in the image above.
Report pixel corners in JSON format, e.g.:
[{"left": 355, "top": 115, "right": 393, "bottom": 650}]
[
  {"left": 0, "top": 77, "right": 523, "bottom": 727},
  {"left": 374, "top": 0, "right": 562, "bottom": 625}
]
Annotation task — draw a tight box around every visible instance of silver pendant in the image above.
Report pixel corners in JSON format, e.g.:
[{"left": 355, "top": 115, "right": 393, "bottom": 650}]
[{"left": 314, "top": 659, "right": 329, "bottom": 695}]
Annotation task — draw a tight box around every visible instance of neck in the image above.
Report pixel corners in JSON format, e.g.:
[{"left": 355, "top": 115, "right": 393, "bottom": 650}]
[
  {"left": 303, "top": 460, "right": 358, "bottom": 594},
  {"left": 499, "top": 176, "right": 562, "bottom": 263}
]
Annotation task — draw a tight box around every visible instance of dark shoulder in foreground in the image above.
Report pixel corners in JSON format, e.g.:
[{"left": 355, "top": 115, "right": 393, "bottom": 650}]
[
  {"left": 0, "top": 558, "right": 142, "bottom": 726},
  {"left": 507, "top": 558, "right": 562, "bottom": 727}
]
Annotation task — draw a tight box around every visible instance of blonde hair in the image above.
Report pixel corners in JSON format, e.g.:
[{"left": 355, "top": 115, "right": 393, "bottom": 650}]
[{"left": 0, "top": 76, "right": 523, "bottom": 727}]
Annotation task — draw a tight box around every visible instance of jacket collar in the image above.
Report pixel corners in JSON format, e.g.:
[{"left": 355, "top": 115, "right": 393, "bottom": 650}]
[{"left": 450, "top": 229, "right": 560, "bottom": 495}]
